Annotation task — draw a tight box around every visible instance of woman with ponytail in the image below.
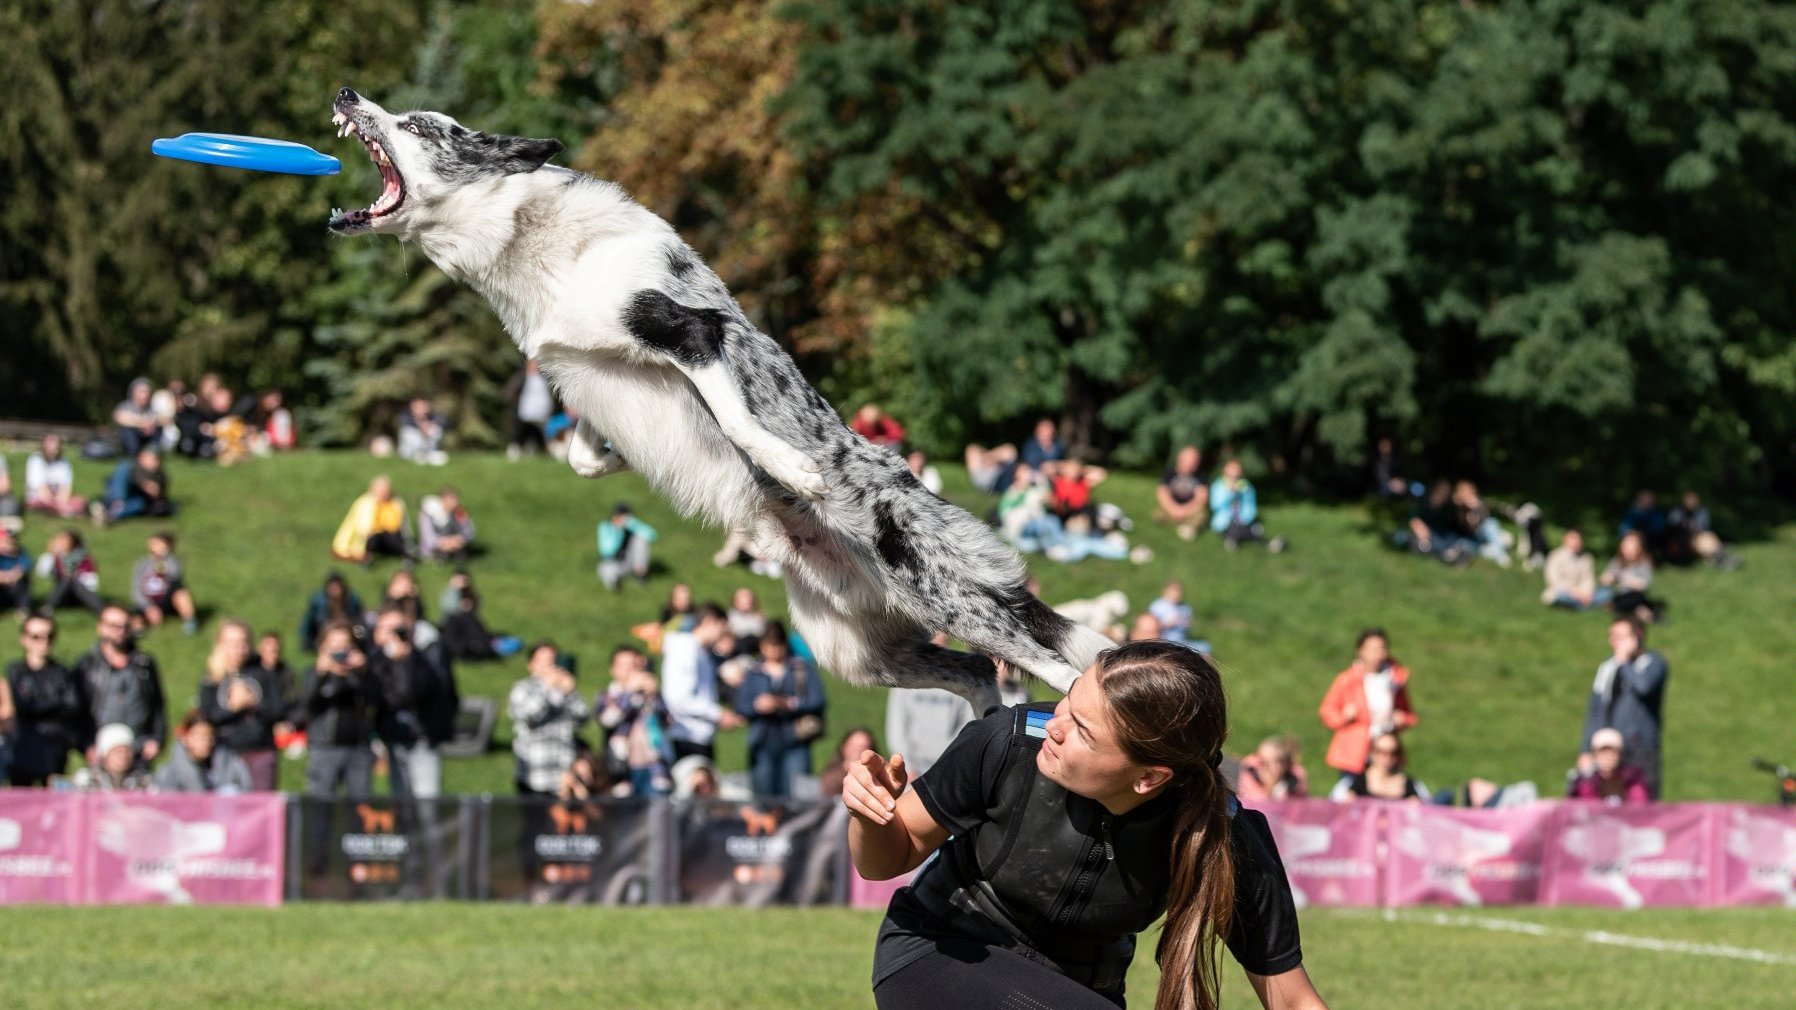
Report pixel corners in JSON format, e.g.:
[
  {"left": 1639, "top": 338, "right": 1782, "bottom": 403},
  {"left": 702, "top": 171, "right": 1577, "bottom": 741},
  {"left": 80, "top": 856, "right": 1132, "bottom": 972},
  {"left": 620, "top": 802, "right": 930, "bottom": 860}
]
[{"left": 845, "top": 640, "right": 1327, "bottom": 1010}]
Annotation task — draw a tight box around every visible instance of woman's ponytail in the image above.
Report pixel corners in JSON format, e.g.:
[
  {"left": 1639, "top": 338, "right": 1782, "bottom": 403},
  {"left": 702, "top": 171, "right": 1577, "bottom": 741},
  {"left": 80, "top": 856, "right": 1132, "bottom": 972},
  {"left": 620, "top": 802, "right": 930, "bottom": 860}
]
[{"left": 1153, "top": 760, "right": 1234, "bottom": 1010}]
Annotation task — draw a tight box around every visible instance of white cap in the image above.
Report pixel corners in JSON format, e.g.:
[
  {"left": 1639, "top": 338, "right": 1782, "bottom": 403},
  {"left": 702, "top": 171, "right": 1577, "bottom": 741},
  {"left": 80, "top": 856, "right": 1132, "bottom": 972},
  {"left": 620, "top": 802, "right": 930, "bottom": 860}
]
[{"left": 95, "top": 723, "right": 136, "bottom": 756}]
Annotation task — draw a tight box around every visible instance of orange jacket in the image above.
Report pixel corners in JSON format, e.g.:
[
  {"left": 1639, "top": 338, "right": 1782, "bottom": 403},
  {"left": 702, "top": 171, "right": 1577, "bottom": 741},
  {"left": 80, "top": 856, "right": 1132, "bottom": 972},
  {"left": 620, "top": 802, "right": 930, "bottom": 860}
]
[{"left": 1318, "top": 662, "right": 1417, "bottom": 773}]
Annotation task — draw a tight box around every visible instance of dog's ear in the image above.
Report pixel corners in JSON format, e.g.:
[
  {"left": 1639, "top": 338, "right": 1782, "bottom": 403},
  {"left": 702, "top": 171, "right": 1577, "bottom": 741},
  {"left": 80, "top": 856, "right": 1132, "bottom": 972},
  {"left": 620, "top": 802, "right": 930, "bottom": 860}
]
[{"left": 494, "top": 135, "right": 564, "bottom": 174}]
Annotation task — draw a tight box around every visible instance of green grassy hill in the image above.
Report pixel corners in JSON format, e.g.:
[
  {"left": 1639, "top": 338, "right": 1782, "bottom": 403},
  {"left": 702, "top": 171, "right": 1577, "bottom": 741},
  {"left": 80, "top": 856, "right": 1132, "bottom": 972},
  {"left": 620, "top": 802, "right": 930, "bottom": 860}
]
[{"left": 5, "top": 448, "right": 1789, "bottom": 801}]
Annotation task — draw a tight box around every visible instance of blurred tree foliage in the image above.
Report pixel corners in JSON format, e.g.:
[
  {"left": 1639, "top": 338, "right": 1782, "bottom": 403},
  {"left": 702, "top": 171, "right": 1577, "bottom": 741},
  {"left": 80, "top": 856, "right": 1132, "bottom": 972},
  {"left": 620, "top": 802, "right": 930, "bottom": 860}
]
[{"left": 3, "top": 0, "right": 1793, "bottom": 498}]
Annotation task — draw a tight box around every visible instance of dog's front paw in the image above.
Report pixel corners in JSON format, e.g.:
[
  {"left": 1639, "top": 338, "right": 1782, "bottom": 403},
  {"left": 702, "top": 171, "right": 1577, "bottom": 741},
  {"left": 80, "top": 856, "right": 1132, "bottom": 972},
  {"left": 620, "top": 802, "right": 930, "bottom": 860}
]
[
  {"left": 568, "top": 425, "right": 629, "bottom": 479},
  {"left": 763, "top": 449, "right": 829, "bottom": 500}
]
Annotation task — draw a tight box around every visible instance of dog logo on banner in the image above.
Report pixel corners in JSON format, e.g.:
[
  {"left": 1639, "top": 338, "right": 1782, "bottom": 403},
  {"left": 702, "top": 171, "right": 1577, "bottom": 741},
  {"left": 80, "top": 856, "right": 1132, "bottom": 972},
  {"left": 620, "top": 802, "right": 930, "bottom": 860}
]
[
  {"left": 727, "top": 806, "right": 791, "bottom": 886},
  {"left": 1561, "top": 820, "right": 1665, "bottom": 909},
  {"left": 93, "top": 801, "right": 228, "bottom": 905},
  {"left": 1395, "top": 820, "right": 1516, "bottom": 907},
  {"left": 1726, "top": 809, "right": 1796, "bottom": 907}
]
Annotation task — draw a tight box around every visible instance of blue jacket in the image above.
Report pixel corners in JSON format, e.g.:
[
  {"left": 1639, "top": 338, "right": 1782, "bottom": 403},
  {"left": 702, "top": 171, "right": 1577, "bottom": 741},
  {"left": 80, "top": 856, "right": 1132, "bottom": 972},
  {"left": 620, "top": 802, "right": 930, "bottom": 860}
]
[
  {"left": 735, "top": 657, "right": 826, "bottom": 753},
  {"left": 1209, "top": 477, "right": 1258, "bottom": 531},
  {"left": 597, "top": 516, "right": 658, "bottom": 560}
]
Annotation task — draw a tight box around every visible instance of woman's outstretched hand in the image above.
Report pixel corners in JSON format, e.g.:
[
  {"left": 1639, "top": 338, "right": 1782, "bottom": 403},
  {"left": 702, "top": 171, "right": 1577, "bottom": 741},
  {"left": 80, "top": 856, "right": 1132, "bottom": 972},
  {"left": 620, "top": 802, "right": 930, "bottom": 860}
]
[{"left": 843, "top": 750, "right": 908, "bottom": 825}]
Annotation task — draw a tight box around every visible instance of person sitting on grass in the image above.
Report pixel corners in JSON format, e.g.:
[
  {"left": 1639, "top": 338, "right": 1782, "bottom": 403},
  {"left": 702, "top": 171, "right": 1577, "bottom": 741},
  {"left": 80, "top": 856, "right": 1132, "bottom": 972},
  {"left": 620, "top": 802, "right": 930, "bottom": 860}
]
[
  {"left": 35, "top": 528, "right": 104, "bottom": 617},
  {"left": 962, "top": 441, "right": 1017, "bottom": 494},
  {"left": 1330, "top": 732, "right": 1427, "bottom": 802},
  {"left": 597, "top": 503, "right": 656, "bottom": 590},
  {"left": 71, "top": 723, "right": 153, "bottom": 792},
  {"left": 849, "top": 403, "right": 906, "bottom": 452},
  {"left": 93, "top": 446, "right": 174, "bottom": 527},
  {"left": 1403, "top": 480, "right": 1468, "bottom": 564},
  {"left": 438, "top": 570, "right": 522, "bottom": 661},
  {"left": 24, "top": 435, "right": 87, "bottom": 520},
  {"left": 1147, "top": 580, "right": 1194, "bottom": 646},
  {"left": 1237, "top": 735, "right": 1310, "bottom": 802},
  {"left": 1155, "top": 445, "right": 1209, "bottom": 542},
  {"left": 0, "top": 456, "right": 21, "bottom": 530},
  {"left": 1046, "top": 458, "right": 1106, "bottom": 525},
  {"left": 154, "top": 709, "right": 255, "bottom": 794},
  {"left": 298, "top": 572, "right": 366, "bottom": 653},
  {"left": 1617, "top": 488, "right": 1668, "bottom": 558},
  {"left": 112, "top": 377, "right": 162, "bottom": 456},
  {"left": 396, "top": 396, "right": 449, "bottom": 466},
  {"left": 0, "top": 527, "right": 32, "bottom": 621},
  {"left": 330, "top": 475, "right": 411, "bottom": 565},
  {"left": 1566, "top": 726, "right": 1650, "bottom": 805},
  {"left": 1665, "top": 489, "right": 1740, "bottom": 570},
  {"left": 905, "top": 450, "right": 943, "bottom": 495},
  {"left": 418, "top": 486, "right": 476, "bottom": 563},
  {"left": 1601, "top": 531, "right": 1662, "bottom": 624},
  {"left": 1209, "top": 459, "right": 1287, "bottom": 552},
  {"left": 1451, "top": 480, "right": 1510, "bottom": 567},
  {"left": 130, "top": 532, "right": 198, "bottom": 635},
  {"left": 1541, "top": 528, "right": 1611, "bottom": 611}
]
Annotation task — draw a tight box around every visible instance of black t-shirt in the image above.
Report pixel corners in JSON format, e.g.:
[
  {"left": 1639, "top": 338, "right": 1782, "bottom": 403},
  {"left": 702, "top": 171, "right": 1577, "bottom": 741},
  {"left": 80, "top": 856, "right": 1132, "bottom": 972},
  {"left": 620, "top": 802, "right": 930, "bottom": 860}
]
[
  {"left": 1159, "top": 467, "right": 1206, "bottom": 506},
  {"left": 876, "top": 709, "right": 1303, "bottom": 987}
]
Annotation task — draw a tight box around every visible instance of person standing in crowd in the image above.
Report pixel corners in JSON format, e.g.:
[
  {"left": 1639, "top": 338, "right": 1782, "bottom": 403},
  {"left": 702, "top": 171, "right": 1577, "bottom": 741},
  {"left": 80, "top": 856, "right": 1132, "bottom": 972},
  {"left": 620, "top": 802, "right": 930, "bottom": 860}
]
[
  {"left": 1541, "top": 528, "right": 1611, "bottom": 611},
  {"left": 154, "top": 710, "right": 255, "bottom": 794},
  {"left": 94, "top": 446, "right": 174, "bottom": 526},
  {"left": 254, "top": 630, "right": 303, "bottom": 741},
  {"left": 113, "top": 378, "right": 162, "bottom": 455},
  {"left": 370, "top": 606, "right": 459, "bottom": 801},
  {"left": 736, "top": 620, "right": 827, "bottom": 800},
  {"left": 0, "top": 651, "right": 12, "bottom": 782},
  {"left": 24, "top": 435, "right": 87, "bottom": 520},
  {"left": 0, "top": 526, "right": 32, "bottom": 621},
  {"left": 1318, "top": 628, "right": 1417, "bottom": 779},
  {"left": 300, "top": 621, "right": 377, "bottom": 802},
  {"left": 883, "top": 640, "right": 976, "bottom": 781},
  {"left": 726, "top": 586, "right": 767, "bottom": 644},
  {"left": 197, "top": 619, "right": 286, "bottom": 791},
  {"left": 418, "top": 486, "right": 476, "bottom": 563},
  {"left": 7, "top": 615, "right": 89, "bottom": 785},
  {"left": 505, "top": 359, "right": 557, "bottom": 460},
  {"left": 1372, "top": 436, "right": 1413, "bottom": 499},
  {"left": 660, "top": 604, "right": 742, "bottom": 761},
  {"left": 299, "top": 572, "right": 366, "bottom": 653},
  {"left": 1237, "top": 736, "right": 1310, "bottom": 802},
  {"left": 396, "top": 396, "right": 450, "bottom": 466},
  {"left": 1567, "top": 727, "right": 1651, "bottom": 805},
  {"left": 78, "top": 604, "right": 166, "bottom": 766},
  {"left": 508, "top": 641, "right": 591, "bottom": 797},
  {"left": 1579, "top": 615, "right": 1668, "bottom": 800},
  {"left": 71, "top": 723, "right": 152, "bottom": 792},
  {"left": 820, "top": 726, "right": 880, "bottom": 800},
  {"left": 130, "top": 532, "right": 199, "bottom": 635},
  {"left": 1329, "top": 732, "right": 1426, "bottom": 803},
  {"left": 596, "top": 503, "right": 657, "bottom": 590},
  {"left": 35, "top": 528, "right": 105, "bottom": 616},
  {"left": 598, "top": 651, "right": 675, "bottom": 797},
  {"left": 1155, "top": 445, "right": 1210, "bottom": 542},
  {"left": 850, "top": 403, "right": 907, "bottom": 452},
  {"left": 331, "top": 475, "right": 411, "bottom": 564},
  {"left": 845, "top": 641, "right": 1324, "bottom": 1010}
]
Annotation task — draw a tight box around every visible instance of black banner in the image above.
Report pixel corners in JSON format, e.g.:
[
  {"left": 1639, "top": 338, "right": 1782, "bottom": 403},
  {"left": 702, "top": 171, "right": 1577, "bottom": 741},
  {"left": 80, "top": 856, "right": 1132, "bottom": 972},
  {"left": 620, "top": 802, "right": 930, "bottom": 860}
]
[
  {"left": 288, "top": 797, "right": 472, "bottom": 901},
  {"left": 674, "top": 800, "right": 849, "bottom": 907},
  {"left": 479, "top": 797, "right": 661, "bottom": 905}
]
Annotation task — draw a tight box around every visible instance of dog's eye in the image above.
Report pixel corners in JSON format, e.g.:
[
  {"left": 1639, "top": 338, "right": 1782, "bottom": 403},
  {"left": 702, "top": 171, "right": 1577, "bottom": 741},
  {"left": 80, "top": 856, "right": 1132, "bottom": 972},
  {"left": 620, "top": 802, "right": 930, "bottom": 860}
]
[{"left": 405, "top": 122, "right": 422, "bottom": 136}]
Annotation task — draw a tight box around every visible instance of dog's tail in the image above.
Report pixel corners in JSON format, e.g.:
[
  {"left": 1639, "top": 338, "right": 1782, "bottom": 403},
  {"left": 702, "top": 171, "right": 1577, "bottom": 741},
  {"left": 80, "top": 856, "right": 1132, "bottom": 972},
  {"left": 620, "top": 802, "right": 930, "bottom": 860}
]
[{"left": 1056, "top": 621, "right": 1119, "bottom": 673}]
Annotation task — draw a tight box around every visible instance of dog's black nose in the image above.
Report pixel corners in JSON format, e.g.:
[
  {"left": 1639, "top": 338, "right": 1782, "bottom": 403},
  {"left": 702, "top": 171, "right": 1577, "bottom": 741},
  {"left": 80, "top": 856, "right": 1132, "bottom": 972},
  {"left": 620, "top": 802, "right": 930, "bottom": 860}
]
[{"left": 338, "top": 87, "right": 359, "bottom": 104}]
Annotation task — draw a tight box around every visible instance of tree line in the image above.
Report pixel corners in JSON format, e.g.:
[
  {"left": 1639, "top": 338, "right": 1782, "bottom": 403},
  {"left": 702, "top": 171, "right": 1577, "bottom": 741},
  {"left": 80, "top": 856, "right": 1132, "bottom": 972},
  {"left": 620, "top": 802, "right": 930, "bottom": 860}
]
[{"left": 4, "top": 0, "right": 1793, "bottom": 498}]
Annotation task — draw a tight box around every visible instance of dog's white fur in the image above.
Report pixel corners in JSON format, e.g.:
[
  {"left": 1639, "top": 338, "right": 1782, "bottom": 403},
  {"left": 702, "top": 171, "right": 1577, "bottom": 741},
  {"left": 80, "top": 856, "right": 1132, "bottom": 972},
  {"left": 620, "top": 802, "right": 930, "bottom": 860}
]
[{"left": 329, "top": 91, "right": 1114, "bottom": 710}]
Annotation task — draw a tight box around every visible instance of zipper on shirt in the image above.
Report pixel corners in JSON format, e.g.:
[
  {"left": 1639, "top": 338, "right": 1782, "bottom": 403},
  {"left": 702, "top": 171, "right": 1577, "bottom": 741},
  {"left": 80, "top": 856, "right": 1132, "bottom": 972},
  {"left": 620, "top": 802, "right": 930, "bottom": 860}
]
[{"left": 1052, "top": 811, "right": 1114, "bottom": 927}]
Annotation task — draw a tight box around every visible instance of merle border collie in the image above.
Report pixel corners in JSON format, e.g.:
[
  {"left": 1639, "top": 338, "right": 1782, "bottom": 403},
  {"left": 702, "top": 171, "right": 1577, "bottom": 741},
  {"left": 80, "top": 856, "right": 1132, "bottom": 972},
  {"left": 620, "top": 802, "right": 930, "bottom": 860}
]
[{"left": 326, "top": 89, "right": 1113, "bottom": 710}]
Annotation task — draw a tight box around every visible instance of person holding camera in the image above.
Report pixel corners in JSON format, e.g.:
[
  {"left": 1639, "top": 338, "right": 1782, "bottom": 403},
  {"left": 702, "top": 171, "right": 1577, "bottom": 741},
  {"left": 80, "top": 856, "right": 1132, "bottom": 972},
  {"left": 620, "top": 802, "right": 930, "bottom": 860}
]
[
  {"left": 300, "top": 620, "right": 376, "bottom": 802},
  {"left": 508, "top": 641, "right": 591, "bottom": 798},
  {"left": 197, "top": 619, "right": 287, "bottom": 790},
  {"left": 597, "top": 648, "right": 675, "bottom": 797},
  {"left": 369, "top": 606, "right": 459, "bottom": 801},
  {"left": 735, "top": 620, "right": 827, "bottom": 801}
]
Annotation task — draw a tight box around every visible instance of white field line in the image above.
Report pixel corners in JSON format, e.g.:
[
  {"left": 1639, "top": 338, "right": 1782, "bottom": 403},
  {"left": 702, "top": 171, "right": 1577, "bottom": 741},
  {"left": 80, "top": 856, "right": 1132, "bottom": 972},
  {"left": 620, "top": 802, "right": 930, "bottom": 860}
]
[{"left": 1374, "top": 910, "right": 1796, "bottom": 967}]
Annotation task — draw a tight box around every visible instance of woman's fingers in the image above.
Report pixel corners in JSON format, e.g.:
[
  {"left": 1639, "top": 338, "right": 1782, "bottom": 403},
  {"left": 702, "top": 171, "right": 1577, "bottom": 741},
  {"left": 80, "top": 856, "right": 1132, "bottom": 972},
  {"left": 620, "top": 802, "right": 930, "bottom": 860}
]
[{"left": 844, "top": 750, "right": 896, "bottom": 823}]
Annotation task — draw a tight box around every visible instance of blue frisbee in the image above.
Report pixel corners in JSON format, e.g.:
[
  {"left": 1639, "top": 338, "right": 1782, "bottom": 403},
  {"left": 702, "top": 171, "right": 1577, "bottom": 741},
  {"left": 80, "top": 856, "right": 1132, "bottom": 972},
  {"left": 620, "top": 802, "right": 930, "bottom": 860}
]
[{"left": 151, "top": 133, "right": 340, "bottom": 176}]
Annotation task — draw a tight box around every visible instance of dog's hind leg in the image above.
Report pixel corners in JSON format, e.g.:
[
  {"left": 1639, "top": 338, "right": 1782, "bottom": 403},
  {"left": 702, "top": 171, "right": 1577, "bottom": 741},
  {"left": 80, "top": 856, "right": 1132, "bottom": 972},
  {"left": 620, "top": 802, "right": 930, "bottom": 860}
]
[
  {"left": 784, "top": 575, "right": 1002, "bottom": 714},
  {"left": 566, "top": 419, "right": 630, "bottom": 479}
]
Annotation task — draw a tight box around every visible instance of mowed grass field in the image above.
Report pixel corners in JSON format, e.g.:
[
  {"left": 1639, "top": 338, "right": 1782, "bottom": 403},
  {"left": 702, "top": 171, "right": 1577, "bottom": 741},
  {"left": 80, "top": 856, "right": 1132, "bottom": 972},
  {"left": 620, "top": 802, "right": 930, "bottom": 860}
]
[
  {"left": 4, "top": 904, "right": 1794, "bottom": 1009},
  {"left": 1, "top": 447, "right": 1789, "bottom": 799}
]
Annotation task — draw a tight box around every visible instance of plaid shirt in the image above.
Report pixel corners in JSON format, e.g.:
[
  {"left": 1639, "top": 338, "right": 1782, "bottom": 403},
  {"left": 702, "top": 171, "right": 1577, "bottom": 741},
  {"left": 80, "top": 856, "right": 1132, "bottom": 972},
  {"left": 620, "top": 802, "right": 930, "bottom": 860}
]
[{"left": 507, "top": 676, "right": 591, "bottom": 793}]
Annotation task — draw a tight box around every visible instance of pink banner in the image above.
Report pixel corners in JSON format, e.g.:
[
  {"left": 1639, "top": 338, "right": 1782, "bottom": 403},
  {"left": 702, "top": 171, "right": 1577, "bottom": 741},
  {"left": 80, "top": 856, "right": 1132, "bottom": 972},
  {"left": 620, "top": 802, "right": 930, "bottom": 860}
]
[
  {"left": 0, "top": 790, "right": 83, "bottom": 904},
  {"left": 1714, "top": 805, "right": 1796, "bottom": 907},
  {"left": 1385, "top": 803, "right": 1553, "bottom": 907},
  {"left": 849, "top": 866, "right": 914, "bottom": 909},
  {"left": 1245, "top": 799, "right": 1381, "bottom": 907},
  {"left": 1541, "top": 802, "right": 1713, "bottom": 908},
  {"left": 80, "top": 794, "right": 285, "bottom": 906}
]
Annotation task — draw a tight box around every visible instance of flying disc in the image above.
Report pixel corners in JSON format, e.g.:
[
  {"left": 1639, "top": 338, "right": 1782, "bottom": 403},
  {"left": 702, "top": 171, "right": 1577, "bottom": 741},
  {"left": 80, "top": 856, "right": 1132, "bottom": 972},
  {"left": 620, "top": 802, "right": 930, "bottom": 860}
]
[{"left": 151, "top": 133, "right": 340, "bottom": 175}]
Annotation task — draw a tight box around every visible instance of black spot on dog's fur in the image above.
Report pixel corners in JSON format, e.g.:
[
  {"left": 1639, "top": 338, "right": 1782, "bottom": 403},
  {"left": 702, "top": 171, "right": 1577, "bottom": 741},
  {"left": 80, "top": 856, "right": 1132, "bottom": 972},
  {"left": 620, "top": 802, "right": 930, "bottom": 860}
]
[
  {"left": 873, "top": 500, "right": 916, "bottom": 571},
  {"left": 665, "top": 247, "right": 698, "bottom": 280},
  {"left": 622, "top": 290, "right": 728, "bottom": 367},
  {"left": 988, "top": 583, "right": 1073, "bottom": 652}
]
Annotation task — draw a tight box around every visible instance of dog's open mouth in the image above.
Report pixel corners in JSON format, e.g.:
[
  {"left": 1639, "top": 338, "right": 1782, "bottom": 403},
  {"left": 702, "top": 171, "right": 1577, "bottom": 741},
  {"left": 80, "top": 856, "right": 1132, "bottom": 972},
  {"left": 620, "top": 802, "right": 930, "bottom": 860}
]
[{"left": 327, "top": 111, "right": 404, "bottom": 231}]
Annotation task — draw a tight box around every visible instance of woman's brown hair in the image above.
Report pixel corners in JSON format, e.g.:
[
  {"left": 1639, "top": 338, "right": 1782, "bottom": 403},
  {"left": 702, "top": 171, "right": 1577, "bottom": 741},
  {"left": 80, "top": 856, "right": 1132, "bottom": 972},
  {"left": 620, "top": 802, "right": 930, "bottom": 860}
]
[{"left": 1099, "top": 640, "right": 1233, "bottom": 1010}]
